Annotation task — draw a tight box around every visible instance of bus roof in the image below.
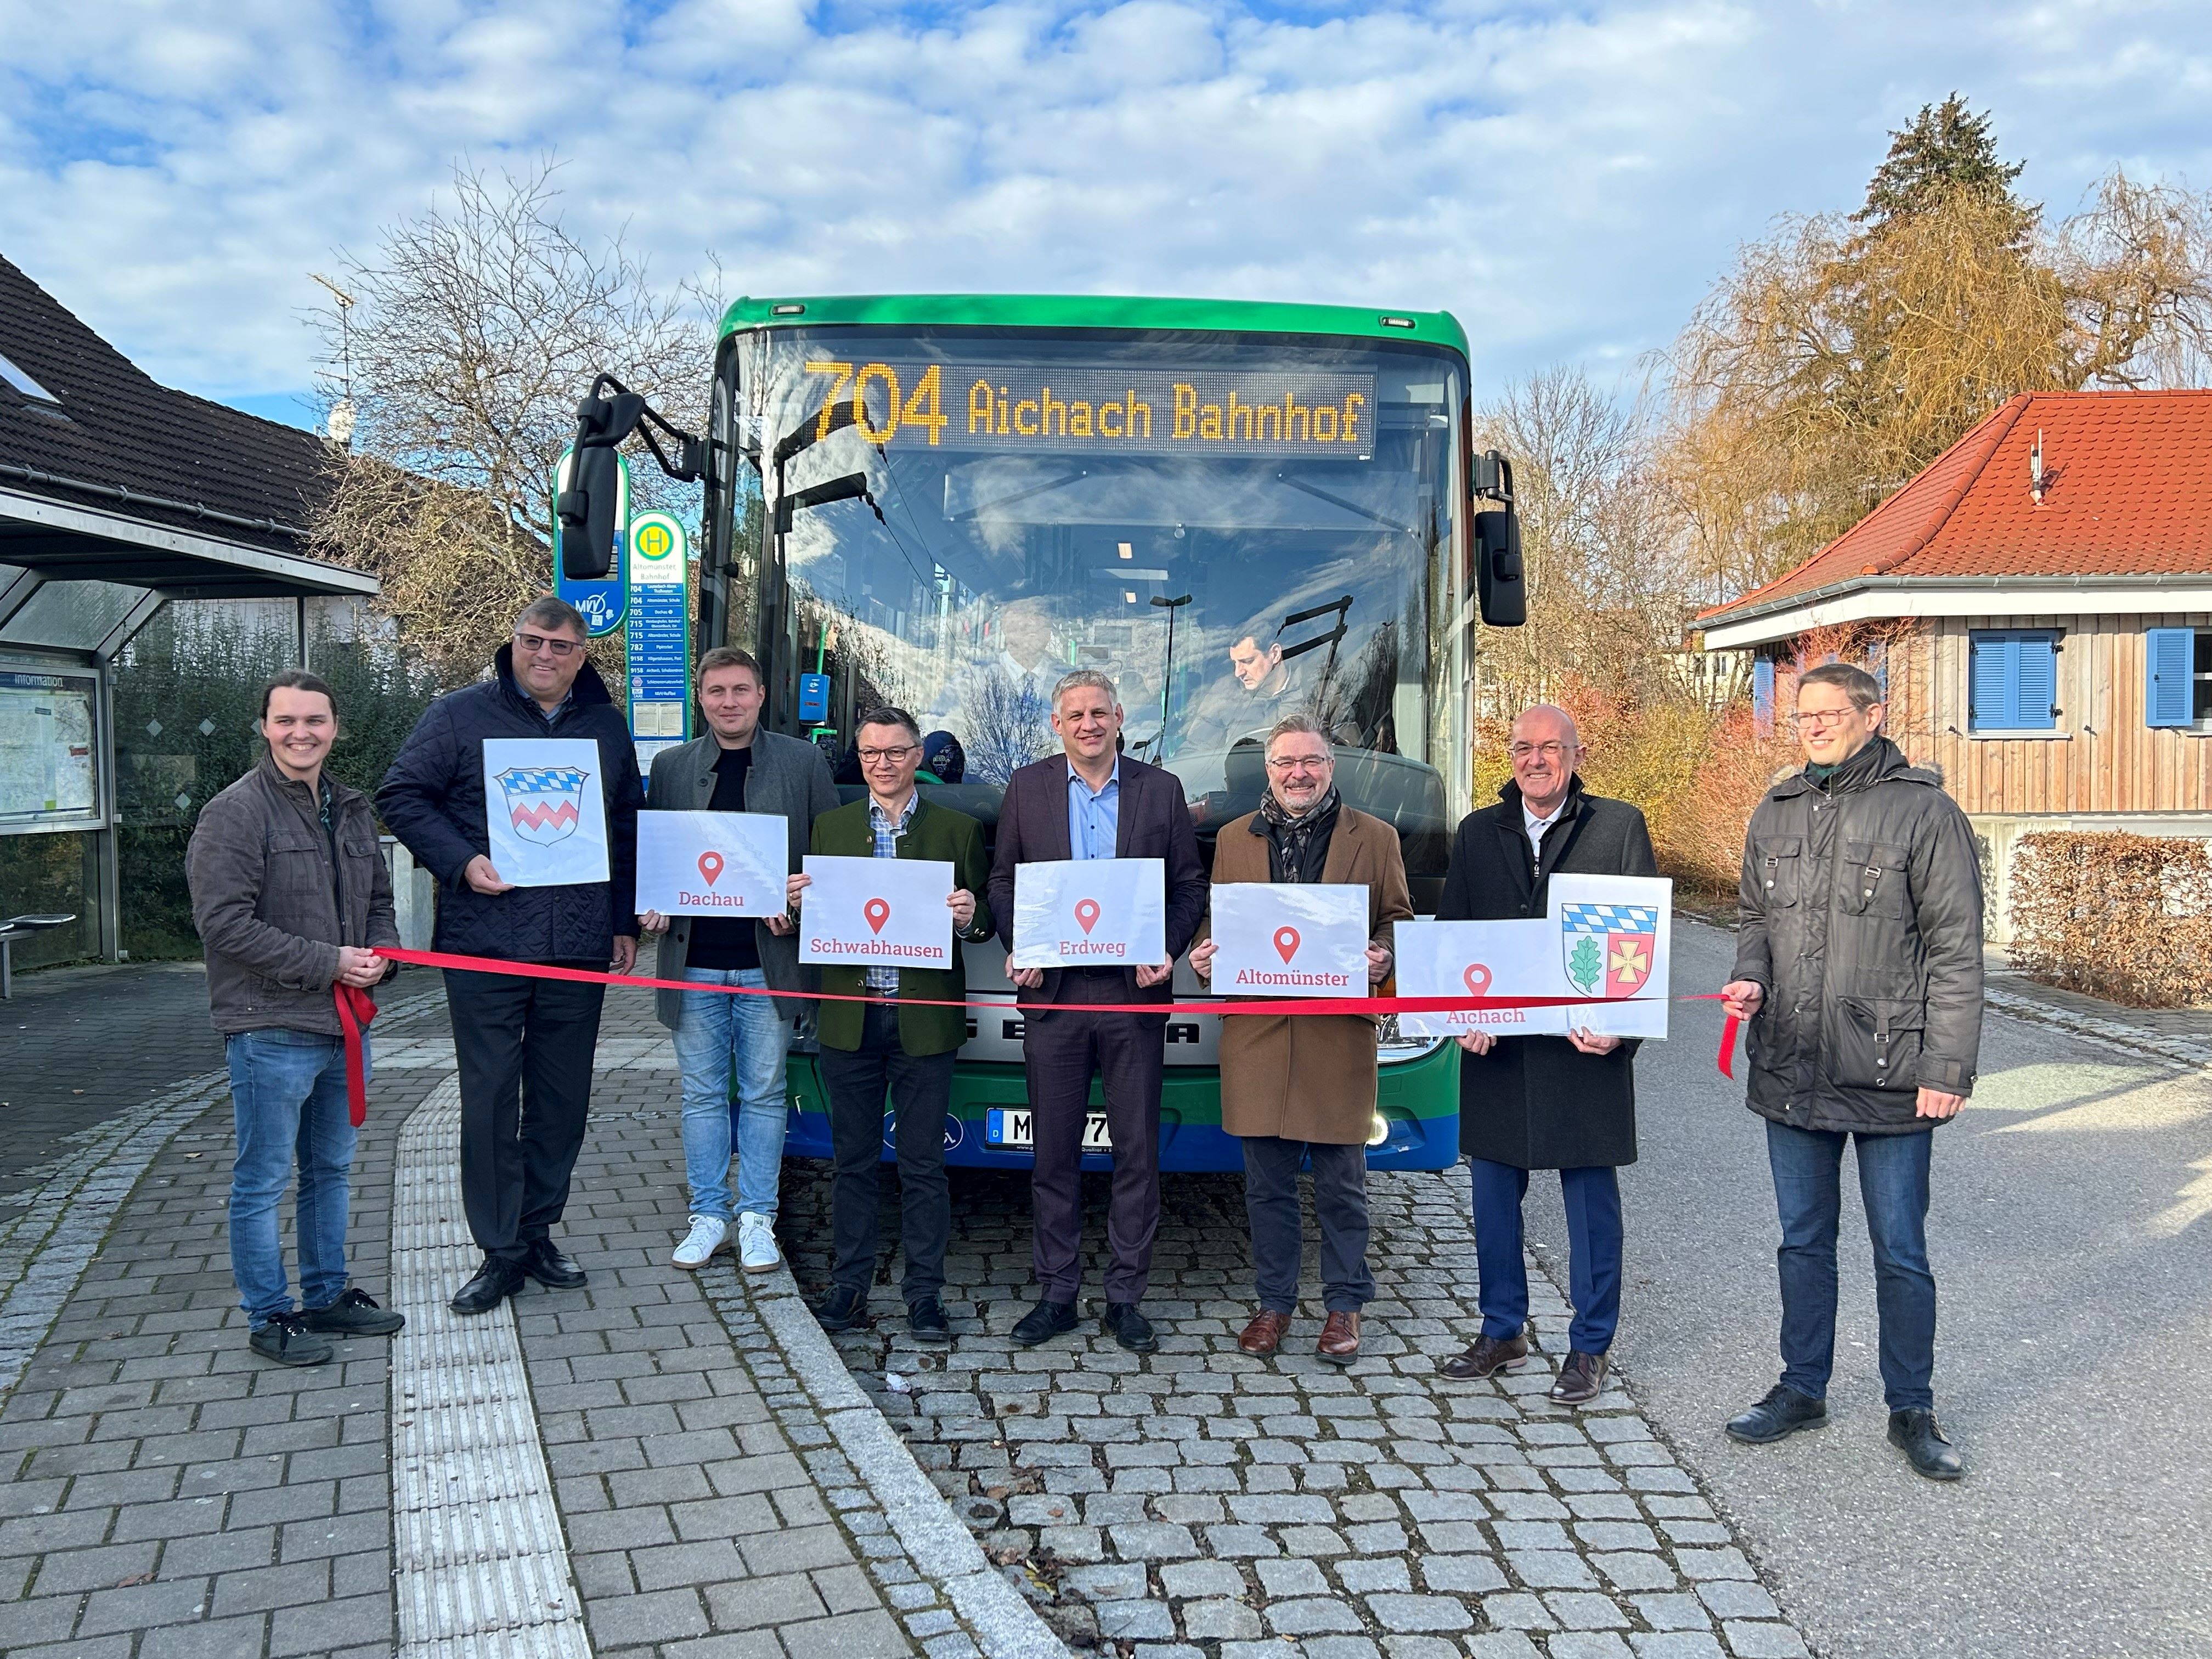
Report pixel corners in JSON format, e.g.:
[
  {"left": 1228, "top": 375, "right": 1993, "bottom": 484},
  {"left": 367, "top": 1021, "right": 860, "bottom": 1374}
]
[{"left": 718, "top": 294, "right": 1469, "bottom": 358}]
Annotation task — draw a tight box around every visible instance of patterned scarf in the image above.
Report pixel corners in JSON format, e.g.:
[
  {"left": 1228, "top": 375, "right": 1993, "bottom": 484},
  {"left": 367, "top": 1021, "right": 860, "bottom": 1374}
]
[{"left": 1254, "top": 785, "right": 1342, "bottom": 884}]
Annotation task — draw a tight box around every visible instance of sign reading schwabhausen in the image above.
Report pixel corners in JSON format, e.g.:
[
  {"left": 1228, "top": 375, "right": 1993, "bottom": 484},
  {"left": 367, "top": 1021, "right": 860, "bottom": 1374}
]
[{"left": 799, "top": 360, "right": 1380, "bottom": 460}]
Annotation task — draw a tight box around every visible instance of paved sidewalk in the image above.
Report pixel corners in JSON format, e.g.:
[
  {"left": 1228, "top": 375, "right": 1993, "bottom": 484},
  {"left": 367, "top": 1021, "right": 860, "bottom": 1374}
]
[
  {"left": 789, "top": 1159, "right": 1815, "bottom": 1659},
  {"left": 0, "top": 987, "right": 1057, "bottom": 1659}
]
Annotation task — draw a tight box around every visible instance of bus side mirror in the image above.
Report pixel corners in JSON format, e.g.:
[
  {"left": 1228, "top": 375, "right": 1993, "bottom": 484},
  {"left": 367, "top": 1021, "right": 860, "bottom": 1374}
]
[
  {"left": 557, "top": 442, "right": 623, "bottom": 580},
  {"left": 1475, "top": 508, "right": 1525, "bottom": 627}
]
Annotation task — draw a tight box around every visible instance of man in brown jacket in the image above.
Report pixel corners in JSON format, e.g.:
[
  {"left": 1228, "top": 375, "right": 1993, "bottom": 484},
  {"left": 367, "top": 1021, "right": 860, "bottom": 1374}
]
[{"left": 1190, "top": 714, "right": 1413, "bottom": 1364}]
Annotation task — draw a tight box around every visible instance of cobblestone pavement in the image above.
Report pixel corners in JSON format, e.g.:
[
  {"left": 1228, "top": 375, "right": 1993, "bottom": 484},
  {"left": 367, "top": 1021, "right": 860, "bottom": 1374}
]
[{"left": 786, "top": 1155, "right": 1814, "bottom": 1659}]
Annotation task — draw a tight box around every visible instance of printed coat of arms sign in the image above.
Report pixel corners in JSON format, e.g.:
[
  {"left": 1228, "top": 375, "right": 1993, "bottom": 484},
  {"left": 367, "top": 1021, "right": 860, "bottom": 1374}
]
[
  {"left": 483, "top": 737, "right": 611, "bottom": 887},
  {"left": 1560, "top": 901, "right": 1661, "bottom": 997}
]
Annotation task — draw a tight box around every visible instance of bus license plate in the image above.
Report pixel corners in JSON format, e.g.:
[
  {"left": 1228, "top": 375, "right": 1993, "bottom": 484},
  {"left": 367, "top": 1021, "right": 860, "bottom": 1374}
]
[{"left": 986, "top": 1109, "right": 1113, "bottom": 1150}]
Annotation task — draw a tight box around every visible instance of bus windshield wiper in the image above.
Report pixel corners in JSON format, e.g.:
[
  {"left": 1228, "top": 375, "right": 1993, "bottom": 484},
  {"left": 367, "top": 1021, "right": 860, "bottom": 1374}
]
[
  {"left": 948, "top": 467, "right": 1090, "bottom": 523},
  {"left": 1274, "top": 472, "right": 1415, "bottom": 534}
]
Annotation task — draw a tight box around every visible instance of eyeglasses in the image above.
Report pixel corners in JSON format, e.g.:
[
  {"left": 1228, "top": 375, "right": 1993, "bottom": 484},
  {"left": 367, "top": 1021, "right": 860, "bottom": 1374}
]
[
  {"left": 858, "top": 744, "right": 918, "bottom": 764},
  {"left": 1266, "top": 755, "right": 1333, "bottom": 774},
  {"left": 515, "top": 631, "right": 583, "bottom": 658},
  {"left": 1508, "top": 741, "right": 1573, "bottom": 760},
  {"left": 1789, "top": 708, "right": 1861, "bottom": 730}
]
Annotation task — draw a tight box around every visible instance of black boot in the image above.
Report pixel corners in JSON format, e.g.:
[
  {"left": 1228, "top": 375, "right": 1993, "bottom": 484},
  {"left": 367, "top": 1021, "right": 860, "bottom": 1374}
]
[
  {"left": 520, "top": 1238, "right": 588, "bottom": 1289},
  {"left": 1101, "top": 1302, "right": 1157, "bottom": 1353},
  {"left": 1887, "top": 1409, "right": 1965, "bottom": 1480},
  {"left": 810, "top": 1284, "right": 870, "bottom": 1331},
  {"left": 1011, "top": 1297, "right": 1079, "bottom": 1347},
  {"left": 1724, "top": 1384, "right": 1828, "bottom": 1444}
]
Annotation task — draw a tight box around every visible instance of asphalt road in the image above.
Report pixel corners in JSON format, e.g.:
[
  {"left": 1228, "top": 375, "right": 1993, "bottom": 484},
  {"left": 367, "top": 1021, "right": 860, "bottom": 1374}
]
[{"left": 1521, "top": 918, "right": 2212, "bottom": 1659}]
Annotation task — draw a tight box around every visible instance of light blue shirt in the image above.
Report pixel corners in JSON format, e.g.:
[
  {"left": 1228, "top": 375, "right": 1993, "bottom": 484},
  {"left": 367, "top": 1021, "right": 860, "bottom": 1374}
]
[{"left": 1066, "top": 759, "right": 1120, "bottom": 861}]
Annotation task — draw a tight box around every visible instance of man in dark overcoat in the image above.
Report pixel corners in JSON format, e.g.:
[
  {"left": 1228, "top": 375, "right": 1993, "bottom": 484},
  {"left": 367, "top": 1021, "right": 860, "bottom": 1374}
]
[{"left": 1432, "top": 704, "right": 1656, "bottom": 1406}]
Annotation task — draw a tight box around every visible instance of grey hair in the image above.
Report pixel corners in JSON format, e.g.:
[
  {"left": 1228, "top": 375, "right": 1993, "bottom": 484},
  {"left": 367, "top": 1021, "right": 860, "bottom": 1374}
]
[
  {"left": 1051, "top": 669, "right": 1119, "bottom": 710},
  {"left": 1798, "top": 661, "right": 1884, "bottom": 710},
  {"left": 515, "top": 594, "right": 588, "bottom": 637},
  {"left": 856, "top": 704, "right": 922, "bottom": 743},
  {"left": 1263, "top": 713, "right": 1333, "bottom": 757}
]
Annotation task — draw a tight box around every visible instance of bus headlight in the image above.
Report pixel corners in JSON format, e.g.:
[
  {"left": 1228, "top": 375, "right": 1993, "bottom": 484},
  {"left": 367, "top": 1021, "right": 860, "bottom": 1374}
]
[{"left": 1367, "top": 1114, "right": 1389, "bottom": 1147}]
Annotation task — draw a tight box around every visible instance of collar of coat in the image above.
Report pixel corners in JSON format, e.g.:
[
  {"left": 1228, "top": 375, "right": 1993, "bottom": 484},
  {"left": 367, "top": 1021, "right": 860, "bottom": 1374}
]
[
  {"left": 1494, "top": 773, "right": 1587, "bottom": 821},
  {"left": 254, "top": 746, "right": 358, "bottom": 813},
  {"left": 492, "top": 641, "right": 616, "bottom": 718},
  {"left": 1769, "top": 736, "right": 1938, "bottom": 800}
]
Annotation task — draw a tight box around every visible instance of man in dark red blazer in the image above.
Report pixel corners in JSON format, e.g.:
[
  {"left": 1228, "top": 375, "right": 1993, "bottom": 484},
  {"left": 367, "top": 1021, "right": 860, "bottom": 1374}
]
[{"left": 986, "top": 670, "right": 1209, "bottom": 1353}]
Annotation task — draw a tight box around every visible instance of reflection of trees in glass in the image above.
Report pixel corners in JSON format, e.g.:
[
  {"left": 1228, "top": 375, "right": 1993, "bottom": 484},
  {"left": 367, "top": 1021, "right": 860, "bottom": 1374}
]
[{"left": 963, "top": 670, "right": 1054, "bottom": 786}]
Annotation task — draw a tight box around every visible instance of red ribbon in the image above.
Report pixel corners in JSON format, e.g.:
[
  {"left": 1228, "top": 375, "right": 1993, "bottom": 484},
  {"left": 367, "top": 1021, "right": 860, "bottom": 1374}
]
[
  {"left": 332, "top": 983, "right": 379, "bottom": 1128},
  {"left": 336, "top": 946, "right": 1745, "bottom": 1119}
]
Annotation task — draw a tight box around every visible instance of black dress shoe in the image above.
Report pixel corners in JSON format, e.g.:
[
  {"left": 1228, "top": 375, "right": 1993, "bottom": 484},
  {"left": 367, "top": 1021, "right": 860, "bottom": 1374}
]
[
  {"left": 1011, "top": 1297, "right": 1079, "bottom": 1347},
  {"left": 810, "top": 1284, "right": 870, "bottom": 1332},
  {"left": 907, "top": 1298, "right": 952, "bottom": 1345},
  {"left": 518, "top": 1239, "right": 587, "bottom": 1289},
  {"left": 1724, "top": 1383, "right": 1829, "bottom": 1444},
  {"left": 1101, "top": 1302, "right": 1158, "bottom": 1353},
  {"left": 1888, "top": 1409, "right": 1965, "bottom": 1481},
  {"left": 450, "top": 1256, "right": 526, "bottom": 1316}
]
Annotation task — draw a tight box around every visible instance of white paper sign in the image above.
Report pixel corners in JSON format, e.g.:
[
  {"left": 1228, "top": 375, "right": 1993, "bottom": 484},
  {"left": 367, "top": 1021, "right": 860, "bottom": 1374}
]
[
  {"left": 1393, "top": 872, "right": 1674, "bottom": 1040},
  {"left": 636, "top": 811, "right": 787, "bottom": 916},
  {"left": 1011, "top": 858, "right": 1166, "bottom": 970},
  {"left": 482, "top": 738, "right": 610, "bottom": 888},
  {"left": 1210, "top": 883, "right": 1369, "bottom": 999},
  {"left": 799, "top": 854, "right": 957, "bottom": 969}
]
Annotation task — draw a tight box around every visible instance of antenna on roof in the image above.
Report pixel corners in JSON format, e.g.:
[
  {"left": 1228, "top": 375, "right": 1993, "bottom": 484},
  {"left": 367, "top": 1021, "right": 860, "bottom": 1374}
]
[
  {"left": 309, "top": 272, "right": 357, "bottom": 449},
  {"left": 2029, "top": 427, "right": 2047, "bottom": 504}
]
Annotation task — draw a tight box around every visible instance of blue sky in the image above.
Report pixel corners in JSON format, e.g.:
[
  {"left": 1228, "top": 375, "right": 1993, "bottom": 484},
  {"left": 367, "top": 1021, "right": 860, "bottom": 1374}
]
[{"left": 3, "top": 0, "right": 2209, "bottom": 431}]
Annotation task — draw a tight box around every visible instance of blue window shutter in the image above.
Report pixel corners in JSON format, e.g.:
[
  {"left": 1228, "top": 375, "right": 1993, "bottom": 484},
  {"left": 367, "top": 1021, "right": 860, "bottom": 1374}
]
[
  {"left": 2147, "top": 628, "right": 2193, "bottom": 728},
  {"left": 1752, "top": 658, "right": 1775, "bottom": 735},
  {"left": 1968, "top": 633, "right": 2015, "bottom": 732},
  {"left": 2013, "top": 634, "right": 2058, "bottom": 730}
]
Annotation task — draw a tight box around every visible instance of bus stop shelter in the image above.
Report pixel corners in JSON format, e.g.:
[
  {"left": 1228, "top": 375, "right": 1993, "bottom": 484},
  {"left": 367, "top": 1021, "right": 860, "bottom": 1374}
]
[{"left": 0, "top": 251, "right": 377, "bottom": 969}]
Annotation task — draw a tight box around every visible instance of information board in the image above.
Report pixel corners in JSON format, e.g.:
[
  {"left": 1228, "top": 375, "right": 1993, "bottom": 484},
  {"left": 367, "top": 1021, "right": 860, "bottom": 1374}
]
[
  {"left": 0, "top": 661, "right": 102, "bottom": 833},
  {"left": 625, "top": 509, "right": 691, "bottom": 781}
]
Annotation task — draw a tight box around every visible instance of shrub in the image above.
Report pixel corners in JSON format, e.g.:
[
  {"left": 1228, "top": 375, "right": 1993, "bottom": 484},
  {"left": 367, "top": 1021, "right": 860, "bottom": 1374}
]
[{"left": 2008, "top": 832, "right": 2212, "bottom": 1007}]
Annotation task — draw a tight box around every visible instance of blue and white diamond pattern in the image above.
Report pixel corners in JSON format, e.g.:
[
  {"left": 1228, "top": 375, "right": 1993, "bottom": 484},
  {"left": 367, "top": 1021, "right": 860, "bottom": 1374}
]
[{"left": 1560, "top": 902, "right": 1661, "bottom": 934}]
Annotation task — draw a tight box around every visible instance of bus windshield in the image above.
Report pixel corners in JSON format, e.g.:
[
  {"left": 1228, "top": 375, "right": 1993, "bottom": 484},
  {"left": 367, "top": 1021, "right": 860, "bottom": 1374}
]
[{"left": 721, "top": 325, "right": 1469, "bottom": 890}]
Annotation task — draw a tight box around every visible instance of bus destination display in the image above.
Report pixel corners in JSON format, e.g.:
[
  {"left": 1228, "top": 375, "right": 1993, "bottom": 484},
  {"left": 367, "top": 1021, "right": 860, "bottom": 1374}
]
[{"left": 802, "top": 361, "right": 1378, "bottom": 459}]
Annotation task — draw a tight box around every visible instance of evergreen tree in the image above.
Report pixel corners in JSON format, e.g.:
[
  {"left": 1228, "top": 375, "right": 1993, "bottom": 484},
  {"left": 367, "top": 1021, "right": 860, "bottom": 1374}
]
[{"left": 1856, "top": 93, "right": 2028, "bottom": 233}]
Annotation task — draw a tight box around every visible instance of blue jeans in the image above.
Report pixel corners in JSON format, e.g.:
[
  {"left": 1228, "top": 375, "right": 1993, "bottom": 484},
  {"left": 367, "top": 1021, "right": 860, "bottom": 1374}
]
[
  {"left": 672, "top": 968, "right": 793, "bottom": 1222},
  {"left": 1469, "top": 1159, "right": 1623, "bottom": 1355},
  {"left": 1766, "top": 1120, "right": 1937, "bottom": 1412},
  {"left": 225, "top": 1029, "right": 359, "bottom": 1329}
]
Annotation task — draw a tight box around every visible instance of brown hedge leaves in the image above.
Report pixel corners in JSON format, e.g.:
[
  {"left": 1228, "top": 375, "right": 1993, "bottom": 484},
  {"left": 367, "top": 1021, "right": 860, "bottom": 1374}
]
[{"left": 2009, "top": 832, "right": 2212, "bottom": 1008}]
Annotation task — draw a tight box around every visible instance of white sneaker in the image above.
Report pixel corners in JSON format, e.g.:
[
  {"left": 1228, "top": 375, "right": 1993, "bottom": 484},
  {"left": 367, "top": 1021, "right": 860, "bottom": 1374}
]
[
  {"left": 737, "top": 1211, "right": 781, "bottom": 1273},
  {"left": 672, "top": 1215, "right": 727, "bottom": 1270}
]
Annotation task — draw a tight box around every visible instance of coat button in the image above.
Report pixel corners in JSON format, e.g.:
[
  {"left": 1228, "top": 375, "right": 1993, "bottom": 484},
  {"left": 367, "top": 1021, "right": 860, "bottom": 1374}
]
[
  {"left": 1863, "top": 889, "right": 1874, "bottom": 898},
  {"left": 1765, "top": 880, "right": 1774, "bottom": 889}
]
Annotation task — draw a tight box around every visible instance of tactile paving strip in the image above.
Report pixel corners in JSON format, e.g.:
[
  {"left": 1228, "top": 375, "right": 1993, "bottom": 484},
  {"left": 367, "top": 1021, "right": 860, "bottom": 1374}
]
[{"left": 388, "top": 1075, "right": 594, "bottom": 1658}]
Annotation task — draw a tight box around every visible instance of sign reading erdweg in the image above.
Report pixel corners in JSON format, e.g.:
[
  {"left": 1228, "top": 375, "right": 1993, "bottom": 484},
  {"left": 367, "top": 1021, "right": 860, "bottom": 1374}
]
[{"left": 1010, "top": 857, "right": 1167, "bottom": 970}]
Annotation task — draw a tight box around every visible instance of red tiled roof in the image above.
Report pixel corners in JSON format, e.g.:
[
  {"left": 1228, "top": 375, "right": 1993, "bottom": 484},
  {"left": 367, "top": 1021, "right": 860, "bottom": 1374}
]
[{"left": 1699, "top": 390, "right": 2212, "bottom": 622}]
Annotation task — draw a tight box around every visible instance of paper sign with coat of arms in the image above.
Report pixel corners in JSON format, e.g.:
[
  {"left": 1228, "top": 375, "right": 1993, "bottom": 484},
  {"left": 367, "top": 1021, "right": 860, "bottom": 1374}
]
[
  {"left": 1394, "top": 873, "right": 1672, "bottom": 1041},
  {"left": 483, "top": 738, "right": 611, "bottom": 888}
]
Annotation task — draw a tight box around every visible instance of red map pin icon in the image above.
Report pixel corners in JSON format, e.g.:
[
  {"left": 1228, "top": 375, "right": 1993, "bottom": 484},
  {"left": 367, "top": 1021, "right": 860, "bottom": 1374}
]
[
  {"left": 864, "top": 897, "right": 891, "bottom": 935},
  {"left": 1074, "top": 899, "right": 1101, "bottom": 935},
  {"left": 1463, "top": 962, "right": 1492, "bottom": 994},
  {"left": 697, "top": 851, "right": 724, "bottom": 887},
  {"left": 1273, "top": 926, "right": 1301, "bottom": 963}
]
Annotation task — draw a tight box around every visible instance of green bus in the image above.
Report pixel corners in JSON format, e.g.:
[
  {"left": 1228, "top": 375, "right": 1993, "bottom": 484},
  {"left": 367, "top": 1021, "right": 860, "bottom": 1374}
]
[{"left": 561, "top": 294, "right": 1526, "bottom": 1171}]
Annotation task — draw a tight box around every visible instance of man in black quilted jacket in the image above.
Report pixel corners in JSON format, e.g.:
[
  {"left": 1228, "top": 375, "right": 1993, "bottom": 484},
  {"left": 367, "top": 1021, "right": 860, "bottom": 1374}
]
[
  {"left": 379, "top": 597, "right": 641, "bottom": 1315},
  {"left": 1720, "top": 661, "right": 1983, "bottom": 1480}
]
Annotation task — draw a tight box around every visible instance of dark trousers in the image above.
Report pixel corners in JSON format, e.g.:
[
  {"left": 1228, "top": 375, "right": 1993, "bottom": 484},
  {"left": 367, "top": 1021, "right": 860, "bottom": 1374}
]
[
  {"left": 445, "top": 968, "right": 606, "bottom": 1261},
  {"left": 1024, "top": 974, "right": 1163, "bottom": 1304},
  {"left": 819, "top": 1003, "right": 953, "bottom": 1305},
  {"left": 1470, "top": 1158, "right": 1623, "bottom": 1355},
  {"left": 1242, "top": 1136, "right": 1374, "bottom": 1315},
  {"left": 1766, "top": 1120, "right": 1936, "bottom": 1411}
]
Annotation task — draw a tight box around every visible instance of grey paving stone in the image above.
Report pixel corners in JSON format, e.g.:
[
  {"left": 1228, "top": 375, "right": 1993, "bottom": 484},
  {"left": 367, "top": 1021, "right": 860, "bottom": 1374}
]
[
  {"left": 1724, "top": 1622, "right": 1813, "bottom": 1658},
  {"left": 1256, "top": 1557, "right": 1331, "bottom": 1598},
  {"left": 1161, "top": 1558, "right": 1247, "bottom": 1600},
  {"left": 1696, "top": 1579, "right": 1782, "bottom": 1620},
  {"left": 1366, "top": 1592, "right": 1472, "bottom": 1632},
  {"left": 1628, "top": 1635, "right": 1728, "bottom": 1659},
  {"left": 1266, "top": 1595, "right": 1367, "bottom": 1634}
]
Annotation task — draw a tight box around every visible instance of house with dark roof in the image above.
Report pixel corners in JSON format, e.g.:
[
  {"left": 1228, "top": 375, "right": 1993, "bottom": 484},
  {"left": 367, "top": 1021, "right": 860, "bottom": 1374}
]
[
  {"left": 1696, "top": 388, "right": 2212, "bottom": 938},
  {"left": 0, "top": 252, "right": 377, "bottom": 970}
]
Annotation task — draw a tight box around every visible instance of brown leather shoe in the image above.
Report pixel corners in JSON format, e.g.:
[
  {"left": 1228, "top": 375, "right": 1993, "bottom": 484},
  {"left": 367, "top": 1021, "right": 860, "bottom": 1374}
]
[
  {"left": 1316, "top": 1310, "right": 1361, "bottom": 1365},
  {"left": 1438, "top": 1326, "right": 1530, "bottom": 1380},
  {"left": 1548, "top": 1349, "right": 1609, "bottom": 1406},
  {"left": 1238, "top": 1310, "right": 1292, "bottom": 1356}
]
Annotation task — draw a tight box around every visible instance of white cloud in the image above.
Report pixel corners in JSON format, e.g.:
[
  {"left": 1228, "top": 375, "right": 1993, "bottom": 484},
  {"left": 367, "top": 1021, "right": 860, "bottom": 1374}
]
[{"left": 2, "top": 0, "right": 2208, "bottom": 404}]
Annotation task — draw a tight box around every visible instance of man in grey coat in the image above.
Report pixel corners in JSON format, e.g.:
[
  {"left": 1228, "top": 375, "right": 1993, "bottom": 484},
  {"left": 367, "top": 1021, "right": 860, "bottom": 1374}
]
[
  {"left": 640, "top": 647, "right": 839, "bottom": 1273},
  {"left": 1720, "top": 662, "right": 1983, "bottom": 1480}
]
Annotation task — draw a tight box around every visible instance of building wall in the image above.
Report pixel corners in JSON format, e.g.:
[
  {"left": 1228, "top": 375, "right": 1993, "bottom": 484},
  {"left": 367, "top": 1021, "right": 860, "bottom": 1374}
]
[{"left": 1887, "top": 614, "right": 2212, "bottom": 817}]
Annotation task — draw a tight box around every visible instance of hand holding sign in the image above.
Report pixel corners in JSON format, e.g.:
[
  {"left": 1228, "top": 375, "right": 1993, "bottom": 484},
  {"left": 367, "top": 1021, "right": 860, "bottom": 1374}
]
[{"left": 1010, "top": 859, "right": 1167, "bottom": 971}]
